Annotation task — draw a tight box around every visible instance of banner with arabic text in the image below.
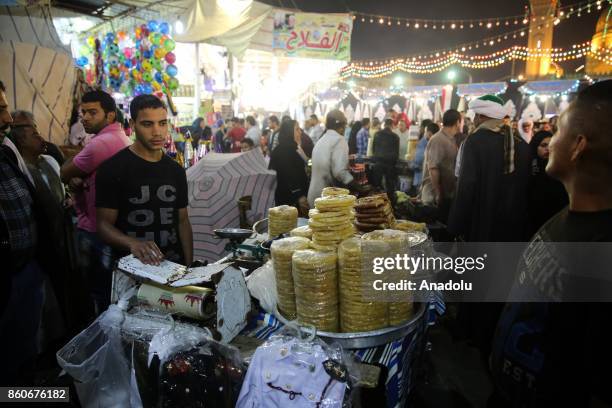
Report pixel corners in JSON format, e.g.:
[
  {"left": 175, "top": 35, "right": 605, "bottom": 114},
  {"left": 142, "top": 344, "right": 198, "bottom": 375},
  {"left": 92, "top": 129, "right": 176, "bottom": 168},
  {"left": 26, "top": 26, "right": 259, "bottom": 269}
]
[{"left": 272, "top": 11, "right": 352, "bottom": 61}]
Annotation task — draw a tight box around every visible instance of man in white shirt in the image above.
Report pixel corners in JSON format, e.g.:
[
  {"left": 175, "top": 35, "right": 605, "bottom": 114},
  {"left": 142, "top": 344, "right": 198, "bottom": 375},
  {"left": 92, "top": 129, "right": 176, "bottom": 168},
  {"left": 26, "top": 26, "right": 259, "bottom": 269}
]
[
  {"left": 306, "top": 114, "right": 325, "bottom": 145},
  {"left": 245, "top": 115, "right": 260, "bottom": 147},
  {"left": 307, "top": 110, "right": 356, "bottom": 206},
  {"left": 394, "top": 119, "right": 410, "bottom": 160}
]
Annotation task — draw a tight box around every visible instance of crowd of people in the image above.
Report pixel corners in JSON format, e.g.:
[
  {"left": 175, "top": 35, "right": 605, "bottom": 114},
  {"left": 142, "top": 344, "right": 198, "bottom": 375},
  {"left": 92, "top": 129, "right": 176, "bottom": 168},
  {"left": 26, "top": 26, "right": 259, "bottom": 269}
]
[{"left": 1, "top": 75, "right": 612, "bottom": 408}]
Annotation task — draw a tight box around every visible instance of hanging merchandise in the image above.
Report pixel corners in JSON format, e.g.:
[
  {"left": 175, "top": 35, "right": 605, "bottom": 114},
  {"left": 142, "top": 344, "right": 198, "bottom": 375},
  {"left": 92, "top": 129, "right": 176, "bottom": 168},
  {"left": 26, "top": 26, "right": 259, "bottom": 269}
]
[
  {"left": 236, "top": 333, "right": 354, "bottom": 408},
  {"left": 433, "top": 97, "right": 442, "bottom": 124},
  {"left": 76, "top": 20, "right": 180, "bottom": 96},
  {"left": 374, "top": 104, "right": 386, "bottom": 121},
  {"left": 504, "top": 99, "right": 517, "bottom": 118},
  {"left": 354, "top": 103, "right": 362, "bottom": 121},
  {"left": 158, "top": 340, "right": 245, "bottom": 407},
  {"left": 521, "top": 101, "right": 543, "bottom": 121}
]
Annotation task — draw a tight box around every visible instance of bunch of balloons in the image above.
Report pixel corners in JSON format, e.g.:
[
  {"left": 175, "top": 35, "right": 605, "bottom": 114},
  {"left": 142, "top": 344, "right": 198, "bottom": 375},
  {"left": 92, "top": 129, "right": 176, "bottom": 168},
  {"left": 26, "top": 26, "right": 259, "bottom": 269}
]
[{"left": 76, "top": 20, "right": 180, "bottom": 96}]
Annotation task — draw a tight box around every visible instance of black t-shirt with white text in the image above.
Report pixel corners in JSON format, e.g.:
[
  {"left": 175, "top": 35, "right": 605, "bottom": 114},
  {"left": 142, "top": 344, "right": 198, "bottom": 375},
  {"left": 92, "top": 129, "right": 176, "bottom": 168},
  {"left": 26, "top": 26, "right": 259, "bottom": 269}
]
[
  {"left": 96, "top": 148, "right": 189, "bottom": 264},
  {"left": 490, "top": 207, "right": 612, "bottom": 407}
]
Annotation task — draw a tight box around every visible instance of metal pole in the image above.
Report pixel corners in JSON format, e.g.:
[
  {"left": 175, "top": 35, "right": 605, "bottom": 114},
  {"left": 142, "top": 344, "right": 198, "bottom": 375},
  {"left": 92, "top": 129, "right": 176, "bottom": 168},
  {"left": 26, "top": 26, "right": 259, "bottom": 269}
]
[{"left": 193, "top": 43, "right": 201, "bottom": 119}]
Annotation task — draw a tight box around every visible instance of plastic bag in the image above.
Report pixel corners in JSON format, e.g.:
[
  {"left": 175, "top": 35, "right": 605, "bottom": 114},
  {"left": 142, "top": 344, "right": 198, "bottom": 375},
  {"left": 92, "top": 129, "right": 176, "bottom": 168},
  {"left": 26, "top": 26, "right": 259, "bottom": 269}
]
[
  {"left": 236, "top": 327, "right": 360, "bottom": 408},
  {"left": 157, "top": 337, "right": 246, "bottom": 407},
  {"left": 57, "top": 305, "right": 138, "bottom": 408},
  {"left": 246, "top": 260, "right": 278, "bottom": 314}
]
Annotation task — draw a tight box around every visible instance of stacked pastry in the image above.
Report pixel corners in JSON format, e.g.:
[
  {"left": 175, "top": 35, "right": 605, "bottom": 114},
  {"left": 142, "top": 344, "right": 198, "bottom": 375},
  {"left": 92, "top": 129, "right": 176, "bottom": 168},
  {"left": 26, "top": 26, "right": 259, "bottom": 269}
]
[
  {"left": 268, "top": 205, "right": 298, "bottom": 238},
  {"left": 292, "top": 249, "right": 339, "bottom": 332},
  {"left": 309, "top": 194, "right": 356, "bottom": 251},
  {"left": 361, "top": 229, "right": 414, "bottom": 326},
  {"left": 354, "top": 194, "right": 396, "bottom": 233},
  {"left": 394, "top": 219, "right": 427, "bottom": 233},
  {"left": 289, "top": 225, "right": 313, "bottom": 239},
  {"left": 321, "top": 187, "right": 350, "bottom": 197},
  {"left": 338, "top": 238, "right": 388, "bottom": 332},
  {"left": 270, "top": 237, "right": 311, "bottom": 320}
]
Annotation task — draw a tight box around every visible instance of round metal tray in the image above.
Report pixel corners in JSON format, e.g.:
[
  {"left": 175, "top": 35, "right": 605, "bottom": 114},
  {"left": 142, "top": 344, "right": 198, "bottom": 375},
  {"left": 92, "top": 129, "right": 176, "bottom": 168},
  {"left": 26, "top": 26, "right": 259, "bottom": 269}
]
[{"left": 316, "top": 302, "right": 425, "bottom": 349}]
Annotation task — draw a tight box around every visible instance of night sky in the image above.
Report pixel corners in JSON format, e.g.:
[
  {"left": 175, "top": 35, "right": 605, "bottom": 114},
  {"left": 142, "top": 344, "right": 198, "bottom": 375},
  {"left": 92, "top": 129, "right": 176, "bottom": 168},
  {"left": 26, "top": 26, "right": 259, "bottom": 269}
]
[{"left": 260, "top": 0, "right": 602, "bottom": 84}]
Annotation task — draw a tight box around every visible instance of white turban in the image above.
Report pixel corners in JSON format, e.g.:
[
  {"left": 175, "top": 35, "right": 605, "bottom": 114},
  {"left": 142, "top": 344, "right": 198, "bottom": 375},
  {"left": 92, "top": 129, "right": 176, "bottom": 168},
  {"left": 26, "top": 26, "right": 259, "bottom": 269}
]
[{"left": 468, "top": 95, "right": 508, "bottom": 120}]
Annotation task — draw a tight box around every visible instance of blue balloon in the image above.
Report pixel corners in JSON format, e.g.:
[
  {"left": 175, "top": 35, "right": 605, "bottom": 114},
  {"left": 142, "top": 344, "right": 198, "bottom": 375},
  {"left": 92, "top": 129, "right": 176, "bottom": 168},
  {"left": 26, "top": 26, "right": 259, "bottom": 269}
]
[
  {"left": 166, "top": 64, "right": 178, "bottom": 77},
  {"left": 159, "top": 22, "right": 170, "bottom": 35},
  {"left": 154, "top": 71, "right": 163, "bottom": 83},
  {"left": 124, "top": 59, "right": 132, "bottom": 68},
  {"left": 105, "top": 32, "right": 115, "bottom": 43},
  {"left": 143, "top": 49, "right": 152, "bottom": 59},
  {"left": 142, "top": 83, "right": 153, "bottom": 94},
  {"left": 147, "top": 20, "right": 159, "bottom": 32},
  {"left": 76, "top": 56, "right": 88, "bottom": 67}
]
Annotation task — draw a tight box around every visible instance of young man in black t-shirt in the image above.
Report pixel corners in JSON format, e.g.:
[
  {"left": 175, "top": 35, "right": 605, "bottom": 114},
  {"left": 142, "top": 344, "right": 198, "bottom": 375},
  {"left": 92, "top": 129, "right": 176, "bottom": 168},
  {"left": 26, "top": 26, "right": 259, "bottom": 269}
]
[
  {"left": 96, "top": 95, "right": 193, "bottom": 266},
  {"left": 489, "top": 80, "right": 612, "bottom": 407}
]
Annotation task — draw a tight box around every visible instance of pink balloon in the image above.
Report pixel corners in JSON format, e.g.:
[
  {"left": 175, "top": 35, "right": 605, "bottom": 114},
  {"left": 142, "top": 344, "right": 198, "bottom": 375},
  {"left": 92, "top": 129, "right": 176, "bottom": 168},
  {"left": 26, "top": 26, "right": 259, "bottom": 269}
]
[
  {"left": 124, "top": 48, "right": 133, "bottom": 59},
  {"left": 165, "top": 52, "right": 176, "bottom": 64}
]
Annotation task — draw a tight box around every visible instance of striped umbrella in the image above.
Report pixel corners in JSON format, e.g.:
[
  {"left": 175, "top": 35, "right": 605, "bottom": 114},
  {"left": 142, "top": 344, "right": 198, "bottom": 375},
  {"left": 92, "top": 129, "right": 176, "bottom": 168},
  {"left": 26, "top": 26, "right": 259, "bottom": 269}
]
[{"left": 187, "top": 149, "right": 276, "bottom": 262}]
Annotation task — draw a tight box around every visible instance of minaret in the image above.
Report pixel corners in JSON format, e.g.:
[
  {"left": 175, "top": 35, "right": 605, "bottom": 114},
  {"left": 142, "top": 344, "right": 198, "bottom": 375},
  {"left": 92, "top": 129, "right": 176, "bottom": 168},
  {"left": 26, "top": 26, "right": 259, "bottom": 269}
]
[
  {"left": 586, "top": 6, "right": 612, "bottom": 76},
  {"left": 526, "top": 0, "right": 558, "bottom": 79}
]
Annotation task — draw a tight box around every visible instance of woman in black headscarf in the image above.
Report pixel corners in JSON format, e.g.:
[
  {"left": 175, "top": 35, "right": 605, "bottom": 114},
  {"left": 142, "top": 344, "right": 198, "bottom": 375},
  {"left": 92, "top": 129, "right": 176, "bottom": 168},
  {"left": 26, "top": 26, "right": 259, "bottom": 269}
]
[
  {"left": 189, "top": 117, "right": 206, "bottom": 148},
  {"left": 526, "top": 130, "right": 569, "bottom": 238},
  {"left": 347, "top": 120, "right": 362, "bottom": 155},
  {"left": 268, "top": 119, "right": 309, "bottom": 216}
]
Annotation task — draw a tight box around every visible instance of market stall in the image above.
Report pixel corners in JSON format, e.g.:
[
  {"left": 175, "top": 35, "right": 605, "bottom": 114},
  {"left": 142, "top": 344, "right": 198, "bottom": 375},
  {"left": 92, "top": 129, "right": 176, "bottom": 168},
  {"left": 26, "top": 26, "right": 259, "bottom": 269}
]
[{"left": 57, "top": 188, "right": 441, "bottom": 408}]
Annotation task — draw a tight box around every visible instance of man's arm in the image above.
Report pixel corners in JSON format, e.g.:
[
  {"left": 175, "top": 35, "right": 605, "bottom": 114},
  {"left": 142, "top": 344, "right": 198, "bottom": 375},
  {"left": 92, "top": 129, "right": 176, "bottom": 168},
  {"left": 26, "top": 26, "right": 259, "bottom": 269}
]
[
  {"left": 178, "top": 207, "right": 193, "bottom": 265},
  {"left": 429, "top": 167, "right": 442, "bottom": 203},
  {"left": 60, "top": 158, "right": 87, "bottom": 184},
  {"left": 96, "top": 207, "right": 164, "bottom": 265}
]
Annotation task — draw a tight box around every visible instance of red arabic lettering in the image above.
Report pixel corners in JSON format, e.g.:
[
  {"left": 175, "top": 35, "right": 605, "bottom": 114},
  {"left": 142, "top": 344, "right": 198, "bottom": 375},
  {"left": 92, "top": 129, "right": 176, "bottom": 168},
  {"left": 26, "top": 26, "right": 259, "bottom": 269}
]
[{"left": 184, "top": 294, "right": 203, "bottom": 307}]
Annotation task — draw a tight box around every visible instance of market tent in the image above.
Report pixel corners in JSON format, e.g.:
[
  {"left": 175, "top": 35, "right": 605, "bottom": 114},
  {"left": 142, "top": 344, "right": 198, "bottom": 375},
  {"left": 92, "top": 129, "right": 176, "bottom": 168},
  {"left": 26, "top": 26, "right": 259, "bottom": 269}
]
[
  {"left": 0, "top": 5, "right": 77, "bottom": 144},
  {"left": 187, "top": 149, "right": 276, "bottom": 262},
  {"left": 174, "top": 0, "right": 273, "bottom": 58}
]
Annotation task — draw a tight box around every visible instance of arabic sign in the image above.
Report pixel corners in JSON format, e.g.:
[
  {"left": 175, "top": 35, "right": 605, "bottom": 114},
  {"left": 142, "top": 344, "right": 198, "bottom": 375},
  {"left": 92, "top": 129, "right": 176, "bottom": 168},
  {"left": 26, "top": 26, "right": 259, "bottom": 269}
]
[{"left": 273, "top": 11, "right": 352, "bottom": 61}]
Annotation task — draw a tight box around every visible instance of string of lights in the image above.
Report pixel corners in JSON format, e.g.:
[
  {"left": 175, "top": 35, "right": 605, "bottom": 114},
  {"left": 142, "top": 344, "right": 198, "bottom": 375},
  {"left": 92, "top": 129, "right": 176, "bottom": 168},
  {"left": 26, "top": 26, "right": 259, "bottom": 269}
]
[
  {"left": 350, "top": 26, "right": 530, "bottom": 65},
  {"left": 350, "top": 0, "right": 610, "bottom": 31},
  {"left": 340, "top": 42, "right": 610, "bottom": 78}
]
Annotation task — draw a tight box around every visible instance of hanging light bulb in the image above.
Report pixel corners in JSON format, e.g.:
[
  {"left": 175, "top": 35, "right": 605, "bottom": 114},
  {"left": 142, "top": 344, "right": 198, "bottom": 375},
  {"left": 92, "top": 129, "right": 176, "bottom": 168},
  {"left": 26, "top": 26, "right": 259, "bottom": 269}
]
[{"left": 175, "top": 19, "right": 184, "bottom": 34}]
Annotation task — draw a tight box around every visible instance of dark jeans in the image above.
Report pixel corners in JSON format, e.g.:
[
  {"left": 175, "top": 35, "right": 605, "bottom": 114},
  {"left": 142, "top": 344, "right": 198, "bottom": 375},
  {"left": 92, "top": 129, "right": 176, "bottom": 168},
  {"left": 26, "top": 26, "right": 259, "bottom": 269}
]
[
  {"left": 371, "top": 163, "right": 398, "bottom": 205},
  {"left": 76, "top": 229, "right": 114, "bottom": 317},
  {"left": 0, "top": 260, "right": 44, "bottom": 385}
]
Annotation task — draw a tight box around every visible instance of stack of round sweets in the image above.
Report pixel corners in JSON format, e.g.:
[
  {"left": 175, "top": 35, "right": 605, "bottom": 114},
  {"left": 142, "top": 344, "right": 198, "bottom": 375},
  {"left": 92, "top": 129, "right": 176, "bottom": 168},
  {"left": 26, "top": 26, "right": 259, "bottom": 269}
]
[
  {"left": 309, "top": 194, "right": 356, "bottom": 250},
  {"left": 361, "top": 229, "right": 414, "bottom": 326},
  {"left": 394, "top": 219, "right": 427, "bottom": 233},
  {"left": 338, "top": 238, "right": 388, "bottom": 332},
  {"left": 292, "top": 249, "right": 339, "bottom": 332},
  {"left": 321, "top": 187, "right": 350, "bottom": 197},
  {"left": 289, "top": 225, "right": 313, "bottom": 239},
  {"left": 354, "top": 194, "right": 396, "bottom": 233},
  {"left": 268, "top": 205, "right": 298, "bottom": 238},
  {"left": 270, "top": 237, "right": 311, "bottom": 320}
]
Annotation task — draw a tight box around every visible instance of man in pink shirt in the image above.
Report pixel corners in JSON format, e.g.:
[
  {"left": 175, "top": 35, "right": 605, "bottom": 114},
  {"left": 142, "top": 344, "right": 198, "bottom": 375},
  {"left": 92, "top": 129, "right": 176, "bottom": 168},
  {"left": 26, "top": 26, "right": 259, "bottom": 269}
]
[{"left": 61, "top": 90, "right": 131, "bottom": 316}]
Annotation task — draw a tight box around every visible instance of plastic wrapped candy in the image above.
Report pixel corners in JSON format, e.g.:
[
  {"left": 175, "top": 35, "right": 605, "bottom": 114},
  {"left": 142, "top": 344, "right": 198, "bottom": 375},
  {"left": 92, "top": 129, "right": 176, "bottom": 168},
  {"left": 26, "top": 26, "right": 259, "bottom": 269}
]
[
  {"left": 292, "top": 249, "right": 339, "bottom": 332},
  {"left": 338, "top": 238, "right": 389, "bottom": 332},
  {"left": 268, "top": 205, "right": 298, "bottom": 238},
  {"left": 362, "top": 229, "right": 414, "bottom": 325},
  {"left": 270, "top": 237, "right": 310, "bottom": 320}
]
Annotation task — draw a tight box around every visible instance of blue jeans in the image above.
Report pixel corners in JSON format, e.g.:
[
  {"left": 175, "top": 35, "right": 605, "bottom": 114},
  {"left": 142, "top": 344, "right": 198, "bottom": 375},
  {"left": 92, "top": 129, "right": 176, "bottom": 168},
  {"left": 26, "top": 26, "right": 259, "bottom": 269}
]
[
  {"left": 0, "top": 260, "right": 44, "bottom": 385},
  {"left": 76, "top": 229, "right": 114, "bottom": 317}
]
